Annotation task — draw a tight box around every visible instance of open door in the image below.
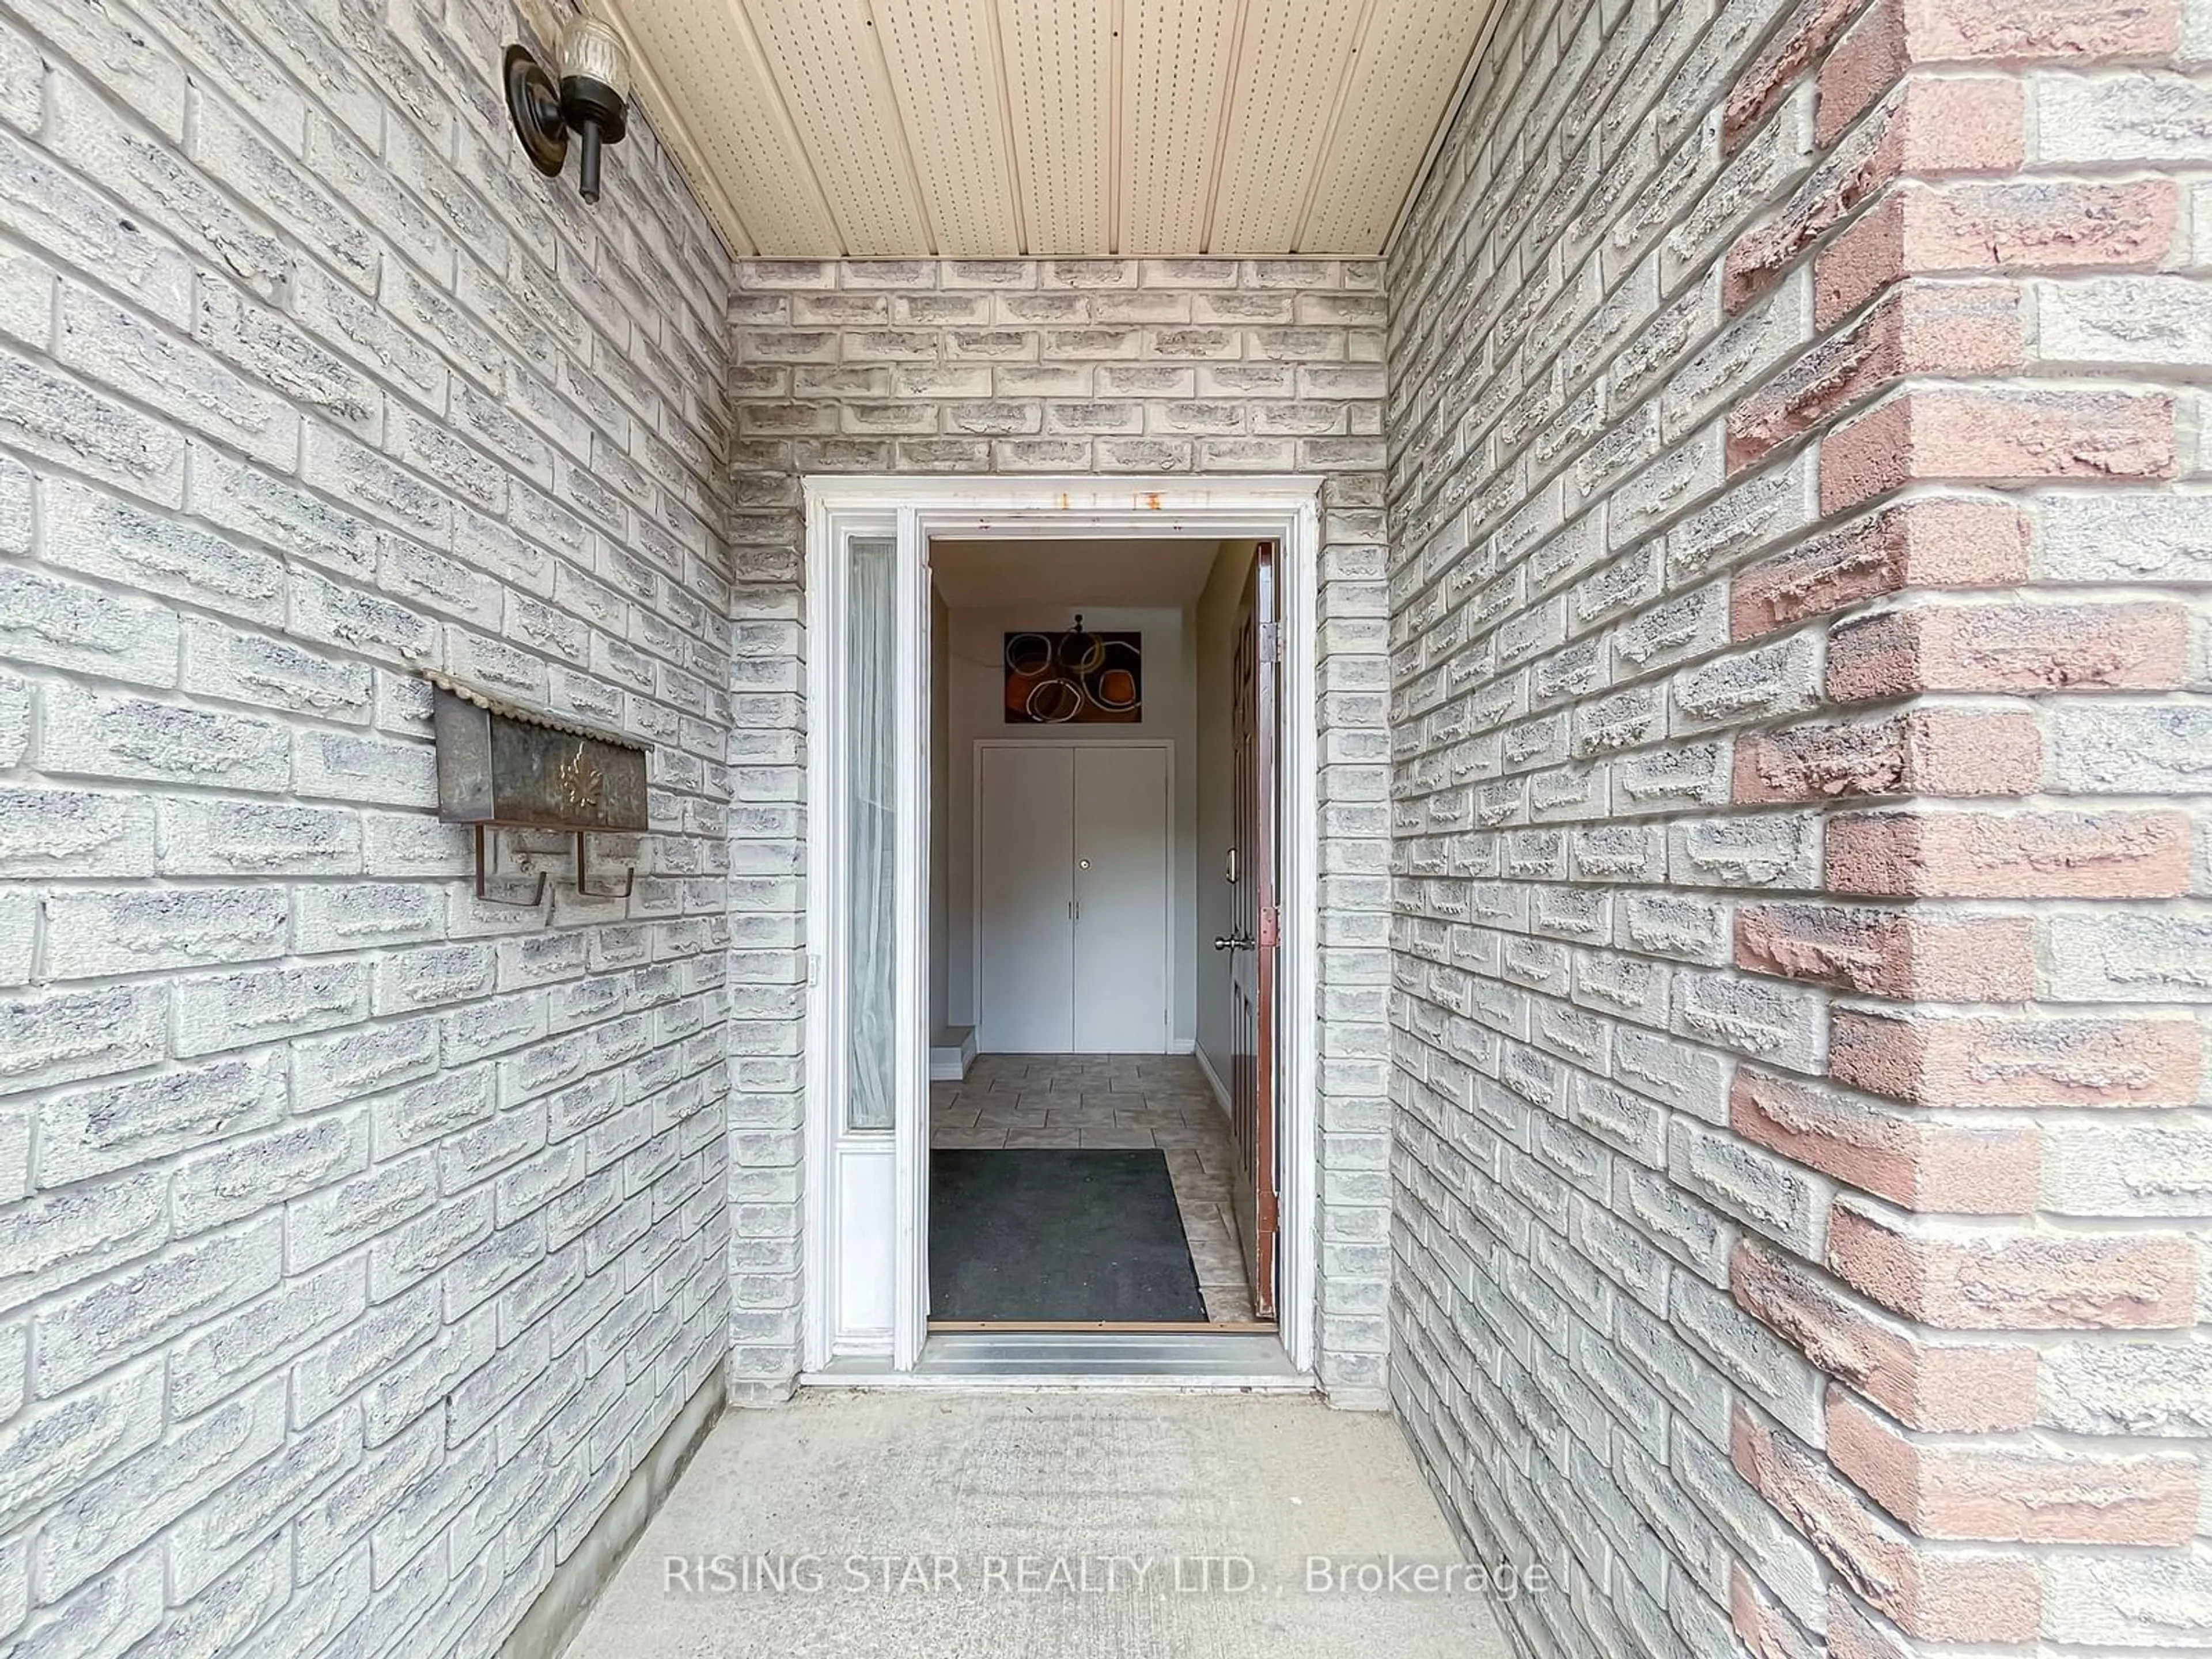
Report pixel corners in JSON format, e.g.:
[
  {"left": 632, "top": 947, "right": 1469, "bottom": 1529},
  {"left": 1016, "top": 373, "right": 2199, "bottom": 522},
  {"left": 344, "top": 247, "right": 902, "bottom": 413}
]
[{"left": 1222, "top": 542, "right": 1279, "bottom": 1319}]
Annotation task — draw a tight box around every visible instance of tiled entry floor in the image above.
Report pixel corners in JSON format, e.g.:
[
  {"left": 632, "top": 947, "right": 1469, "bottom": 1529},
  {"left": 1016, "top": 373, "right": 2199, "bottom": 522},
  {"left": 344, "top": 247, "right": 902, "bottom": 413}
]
[{"left": 929, "top": 1054, "right": 1258, "bottom": 1324}]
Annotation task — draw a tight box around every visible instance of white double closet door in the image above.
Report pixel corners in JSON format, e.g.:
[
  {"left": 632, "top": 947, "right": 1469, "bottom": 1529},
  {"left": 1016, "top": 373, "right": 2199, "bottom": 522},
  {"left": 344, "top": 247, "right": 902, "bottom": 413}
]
[{"left": 978, "top": 743, "right": 1170, "bottom": 1054}]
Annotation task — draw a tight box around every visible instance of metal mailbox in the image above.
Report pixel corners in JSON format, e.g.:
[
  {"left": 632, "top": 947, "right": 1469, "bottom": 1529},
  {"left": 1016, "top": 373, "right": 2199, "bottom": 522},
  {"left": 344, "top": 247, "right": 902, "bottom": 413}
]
[{"left": 427, "top": 673, "right": 650, "bottom": 904}]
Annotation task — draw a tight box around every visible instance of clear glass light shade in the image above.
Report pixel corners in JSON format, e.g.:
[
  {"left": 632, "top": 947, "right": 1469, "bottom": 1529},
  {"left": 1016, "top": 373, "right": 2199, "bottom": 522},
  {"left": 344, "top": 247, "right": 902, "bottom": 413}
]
[{"left": 559, "top": 15, "right": 630, "bottom": 97}]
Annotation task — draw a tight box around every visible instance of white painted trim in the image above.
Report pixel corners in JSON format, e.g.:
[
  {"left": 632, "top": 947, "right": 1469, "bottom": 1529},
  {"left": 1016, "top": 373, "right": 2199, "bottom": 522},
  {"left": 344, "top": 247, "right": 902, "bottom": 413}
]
[
  {"left": 801, "top": 502, "right": 835, "bottom": 1373},
  {"left": 802, "top": 476, "right": 1324, "bottom": 1381},
  {"left": 803, "top": 505, "right": 902, "bottom": 1371},
  {"left": 970, "top": 738, "right": 1175, "bottom": 1056},
  {"left": 1281, "top": 491, "right": 1324, "bottom": 1376},
  {"left": 893, "top": 505, "right": 930, "bottom": 1370},
  {"left": 801, "top": 474, "right": 1324, "bottom": 518}
]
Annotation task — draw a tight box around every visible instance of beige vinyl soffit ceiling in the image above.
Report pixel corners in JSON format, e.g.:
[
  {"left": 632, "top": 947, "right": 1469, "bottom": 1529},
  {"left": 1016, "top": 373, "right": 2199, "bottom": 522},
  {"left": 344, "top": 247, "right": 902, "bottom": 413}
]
[{"left": 604, "top": 0, "right": 1493, "bottom": 258}]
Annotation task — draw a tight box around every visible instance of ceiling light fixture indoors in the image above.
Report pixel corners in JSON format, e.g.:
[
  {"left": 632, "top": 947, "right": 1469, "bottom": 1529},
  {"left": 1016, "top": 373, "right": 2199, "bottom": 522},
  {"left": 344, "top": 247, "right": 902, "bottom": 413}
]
[{"left": 504, "top": 13, "right": 630, "bottom": 203}]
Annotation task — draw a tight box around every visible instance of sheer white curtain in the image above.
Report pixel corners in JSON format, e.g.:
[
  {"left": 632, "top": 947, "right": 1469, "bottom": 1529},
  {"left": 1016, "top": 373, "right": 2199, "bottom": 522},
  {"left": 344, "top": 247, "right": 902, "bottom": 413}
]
[{"left": 844, "top": 535, "right": 897, "bottom": 1131}]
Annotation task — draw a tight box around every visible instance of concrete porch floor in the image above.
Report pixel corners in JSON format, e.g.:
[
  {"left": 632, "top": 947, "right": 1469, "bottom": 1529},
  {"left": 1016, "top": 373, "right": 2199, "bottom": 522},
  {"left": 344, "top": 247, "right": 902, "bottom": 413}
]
[{"left": 567, "top": 1392, "right": 1517, "bottom": 1659}]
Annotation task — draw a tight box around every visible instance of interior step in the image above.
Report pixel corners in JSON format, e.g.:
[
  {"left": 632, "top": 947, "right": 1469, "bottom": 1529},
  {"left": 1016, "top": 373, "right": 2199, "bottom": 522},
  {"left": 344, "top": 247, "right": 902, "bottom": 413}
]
[{"left": 929, "top": 1025, "right": 976, "bottom": 1081}]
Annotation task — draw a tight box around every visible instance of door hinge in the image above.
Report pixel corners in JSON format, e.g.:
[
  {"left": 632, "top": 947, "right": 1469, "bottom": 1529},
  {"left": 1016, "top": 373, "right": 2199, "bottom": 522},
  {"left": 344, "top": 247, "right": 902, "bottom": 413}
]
[
  {"left": 1259, "top": 622, "right": 1281, "bottom": 664},
  {"left": 1258, "top": 904, "right": 1278, "bottom": 949}
]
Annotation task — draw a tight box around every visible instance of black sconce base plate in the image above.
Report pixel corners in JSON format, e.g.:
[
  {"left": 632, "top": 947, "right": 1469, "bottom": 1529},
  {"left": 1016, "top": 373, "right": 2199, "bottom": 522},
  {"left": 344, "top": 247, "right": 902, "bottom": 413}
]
[{"left": 505, "top": 44, "right": 568, "bottom": 178}]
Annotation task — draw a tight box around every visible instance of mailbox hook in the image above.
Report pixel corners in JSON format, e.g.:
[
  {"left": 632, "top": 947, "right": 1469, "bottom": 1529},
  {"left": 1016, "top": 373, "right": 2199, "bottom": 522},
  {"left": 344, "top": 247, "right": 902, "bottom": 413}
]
[
  {"left": 474, "top": 824, "right": 548, "bottom": 908},
  {"left": 575, "top": 831, "right": 634, "bottom": 900}
]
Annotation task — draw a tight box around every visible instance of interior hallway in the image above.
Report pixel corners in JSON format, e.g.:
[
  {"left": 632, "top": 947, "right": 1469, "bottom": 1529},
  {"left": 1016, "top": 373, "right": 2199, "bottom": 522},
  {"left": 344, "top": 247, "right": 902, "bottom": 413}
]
[
  {"left": 567, "top": 1393, "right": 1517, "bottom": 1659},
  {"left": 930, "top": 1055, "right": 1256, "bottom": 1323}
]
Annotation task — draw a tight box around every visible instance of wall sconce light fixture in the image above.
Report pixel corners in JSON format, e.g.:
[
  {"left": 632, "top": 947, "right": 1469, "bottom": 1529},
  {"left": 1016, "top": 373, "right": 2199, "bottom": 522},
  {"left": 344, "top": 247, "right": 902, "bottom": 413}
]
[{"left": 504, "top": 14, "right": 631, "bottom": 203}]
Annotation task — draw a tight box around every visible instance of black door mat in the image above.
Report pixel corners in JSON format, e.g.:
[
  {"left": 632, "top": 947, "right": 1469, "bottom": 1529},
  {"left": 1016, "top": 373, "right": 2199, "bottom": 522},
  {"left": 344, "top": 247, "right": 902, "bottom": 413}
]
[{"left": 929, "top": 1149, "right": 1209, "bottom": 1323}]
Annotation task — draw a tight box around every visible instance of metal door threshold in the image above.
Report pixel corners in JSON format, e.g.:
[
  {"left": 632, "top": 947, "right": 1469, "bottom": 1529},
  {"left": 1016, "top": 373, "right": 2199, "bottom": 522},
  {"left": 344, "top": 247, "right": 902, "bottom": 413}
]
[{"left": 801, "top": 1332, "right": 1313, "bottom": 1391}]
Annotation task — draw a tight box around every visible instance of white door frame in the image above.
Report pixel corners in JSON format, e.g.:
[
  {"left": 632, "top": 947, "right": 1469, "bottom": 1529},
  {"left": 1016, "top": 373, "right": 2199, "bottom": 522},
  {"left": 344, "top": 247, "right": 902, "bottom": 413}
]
[
  {"left": 973, "top": 738, "right": 1175, "bottom": 1056},
  {"left": 801, "top": 476, "right": 1324, "bottom": 1377}
]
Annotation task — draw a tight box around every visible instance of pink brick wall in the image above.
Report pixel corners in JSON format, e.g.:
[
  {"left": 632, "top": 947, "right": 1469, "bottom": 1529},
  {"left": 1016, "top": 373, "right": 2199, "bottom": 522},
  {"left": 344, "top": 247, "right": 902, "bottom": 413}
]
[
  {"left": 1387, "top": 0, "right": 2212, "bottom": 1650},
  {"left": 1720, "top": 2, "right": 2212, "bottom": 1647}
]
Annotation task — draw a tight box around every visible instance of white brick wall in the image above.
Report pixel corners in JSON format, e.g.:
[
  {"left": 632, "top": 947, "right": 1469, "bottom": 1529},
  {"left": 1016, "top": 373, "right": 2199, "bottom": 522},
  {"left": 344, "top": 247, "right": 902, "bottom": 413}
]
[
  {"left": 0, "top": 0, "right": 731, "bottom": 1653},
  {"left": 1385, "top": 0, "right": 1835, "bottom": 1651},
  {"left": 722, "top": 255, "right": 1396, "bottom": 1399}
]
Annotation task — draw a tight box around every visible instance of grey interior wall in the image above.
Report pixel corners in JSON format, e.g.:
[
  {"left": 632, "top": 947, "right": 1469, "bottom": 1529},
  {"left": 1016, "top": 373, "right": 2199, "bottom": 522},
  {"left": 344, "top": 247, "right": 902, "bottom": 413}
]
[
  {"left": 944, "top": 601, "right": 1195, "bottom": 1048},
  {"left": 0, "top": 1, "right": 732, "bottom": 1653}
]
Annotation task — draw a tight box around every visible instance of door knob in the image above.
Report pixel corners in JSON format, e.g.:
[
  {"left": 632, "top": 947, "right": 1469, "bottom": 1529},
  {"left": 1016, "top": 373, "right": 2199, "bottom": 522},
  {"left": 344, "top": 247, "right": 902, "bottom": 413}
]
[{"left": 1213, "top": 933, "right": 1253, "bottom": 951}]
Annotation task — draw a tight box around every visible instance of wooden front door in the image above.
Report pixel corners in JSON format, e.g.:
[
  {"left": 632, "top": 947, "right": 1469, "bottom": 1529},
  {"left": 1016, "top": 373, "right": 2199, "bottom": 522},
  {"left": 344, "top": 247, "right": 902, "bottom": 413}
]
[{"left": 1223, "top": 542, "right": 1279, "bottom": 1319}]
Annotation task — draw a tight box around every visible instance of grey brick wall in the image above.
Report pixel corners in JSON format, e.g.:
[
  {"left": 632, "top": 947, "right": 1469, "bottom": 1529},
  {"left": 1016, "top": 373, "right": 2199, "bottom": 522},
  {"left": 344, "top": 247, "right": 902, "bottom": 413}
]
[
  {"left": 22, "top": 0, "right": 2200, "bottom": 1648},
  {"left": 0, "top": 0, "right": 731, "bottom": 1653},
  {"left": 1384, "top": 0, "right": 1835, "bottom": 1652},
  {"left": 722, "top": 256, "right": 1396, "bottom": 1400},
  {"left": 1388, "top": 0, "right": 2212, "bottom": 1650}
]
